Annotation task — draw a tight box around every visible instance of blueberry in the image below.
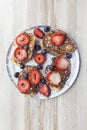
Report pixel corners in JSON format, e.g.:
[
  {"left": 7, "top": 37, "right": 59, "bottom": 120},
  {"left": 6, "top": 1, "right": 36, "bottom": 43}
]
[
  {"left": 37, "top": 65, "right": 43, "bottom": 70},
  {"left": 20, "top": 63, "right": 25, "bottom": 69},
  {"left": 44, "top": 26, "right": 50, "bottom": 32},
  {"left": 51, "top": 57, "right": 56, "bottom": 61},
  {"left": 14, "top": 72, "right": 19, "bottom": 78},
  {"left": 41, "top": 78, "right": 46, "bottom": 84},
  {"left": 24, "top": 45, "right": 29, "bottom": 50},
  {"left": 49, "top": 65, "right": 55, "bottom": 70},
  {"left": 35, "top": 44, "right": 41, "bottom": 51},
  {"left": 41, "top": 49, "right": 47, "bottom": 55},
  {"left": 66, "top": 53, "right": 72, "bottom": 59},
  {"left": 23, "top": 73, "right": 28, "bottom": 79}
]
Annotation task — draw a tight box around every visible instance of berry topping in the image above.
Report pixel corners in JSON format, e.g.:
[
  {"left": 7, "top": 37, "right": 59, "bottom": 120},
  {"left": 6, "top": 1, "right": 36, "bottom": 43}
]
[
  {"left": 20, "top": 63, "right": 25, "bottom": 69},
  {"left": 54, "top": 56, "right": 70, "bottom": 71},
  {"left": 66, "top": 53, "right": 72, "bottom": 59},
  {"left": 17, "top": 79, "right": 31, "bottom": 93},
  {"left": 41, "top": 77, "right": 46, "bottom": 84},
  {"left": 34, "top": 28, "right": 45, "bottom": 39},
  {"left": 51, "top": 32, "right": 66, "bottom": 46},
  {"left": 39, "top": 84, "right": 51, "bottom": 97},
  {"left": 16, "top": 33, "right": 30, "bottom": 47},
  {"left": 35, "top": 44, "right": 41, "bottom": 51},
  {"left": 14, "top": 72, "right": 19, "bottom": 78},
  {"left": 14, "top": 48, "right": 28, "bottom": 62},
  {"left": 44, "top": 26, "right": 51, "bottom": 32},
  {"left": 49, "top": 65, "right": 55, "bottom": 70},
  {"left": 47, "top": 71, "right": 61, "bottom": 86},
  {"left": 23, "top": 73, "right": 28, "bottom": 79},
  {"left": 34, "top": 53, "right": 46, "bottom": 65},
  {"left": 29, "top": 69, "right": 41, "bottom": 85},
  {"left": 37, "top": 65, "right": 43, "bottom": 70}
]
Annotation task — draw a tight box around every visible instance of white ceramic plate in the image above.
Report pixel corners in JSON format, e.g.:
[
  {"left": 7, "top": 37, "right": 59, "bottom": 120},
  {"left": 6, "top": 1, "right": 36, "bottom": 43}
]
[{"left": 6, "top": 25, "right": 80, "bottom": 99}]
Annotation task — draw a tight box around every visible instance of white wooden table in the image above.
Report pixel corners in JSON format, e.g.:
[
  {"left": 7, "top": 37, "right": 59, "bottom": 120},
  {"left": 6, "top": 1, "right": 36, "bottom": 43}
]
[{"left": 0, "top": 0, "right": 87, "bottom": 130}]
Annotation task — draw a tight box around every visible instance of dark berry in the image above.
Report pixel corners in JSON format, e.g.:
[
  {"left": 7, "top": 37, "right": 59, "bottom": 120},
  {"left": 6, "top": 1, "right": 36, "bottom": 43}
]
[
  {"left": 35, "top": 44, "right": 41, "bottom": 51},
  {"left": 49, "top": 65, "right": 55, "bottom": 70},
  {"left": 14, "top": 72, "right": 19, "bottom": 78},
  {"left": 23, "top": 73, "right": 28, "bottom": 79},
  {"left": 66, "top": 53, "right": 72, "bottom": 59},
  {"left": 20, "top": 63, "right": 25, "bottom": 69},
  {"left": 24, "top": 45, "right": 29, "bottom": 50},
  {"left": 41, "top": 78, "right": 46, "bottom": 84},
  {"left": 37, "top": 65, "right": 43, "bottom": 70},
  {"left": 44, "top": 26, "right": 50, "bottom": 32},
  {"left": 41, "top": 49, "right": 47, "bottom": 55},
  {"left": 51, "top": 57, "right": 56, "bottom": 61}
]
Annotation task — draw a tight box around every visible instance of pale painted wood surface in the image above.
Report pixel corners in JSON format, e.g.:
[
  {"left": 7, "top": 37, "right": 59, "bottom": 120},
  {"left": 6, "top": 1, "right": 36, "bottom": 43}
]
[{"left": 0, "top": 0, "right": 87, "bottom": 130}]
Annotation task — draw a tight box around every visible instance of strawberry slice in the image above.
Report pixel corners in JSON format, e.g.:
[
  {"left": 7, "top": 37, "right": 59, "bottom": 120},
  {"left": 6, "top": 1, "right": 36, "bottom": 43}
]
[
  {"left": 34, "top": 28, "right": 45, "bottom": 39},
  {"left": 16, "top": 33, "right": 30, "bottom": 47},
  {"left": 29, "top": 69, "right": 41, "bottom": 85},
  {"left": 17, "top": 79, "right": 31, "bottom": 93},
  {"left": 14, "top": 48, "right": 28, "bottom": 61},
  {"left": 51, "top": 32, "right": 66, "bottom": 46},
  {"left": 34, "top": 53, "right": 46, "bottom": 65},
  {"left": 39, "top": 84, "right": 51, "bottom": 97},
  {"left": 47, "top": 71, "right": 61, "bottom": 86},
  {"left": 54, "top": 56, "right": 70, "bottom": 71}
]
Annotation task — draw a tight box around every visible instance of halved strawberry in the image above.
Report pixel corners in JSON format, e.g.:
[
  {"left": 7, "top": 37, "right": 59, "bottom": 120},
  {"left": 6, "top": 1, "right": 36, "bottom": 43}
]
[
  {"left": 39, "top": 84, "right": 51, "bottom": 97},
  {"left": 29, "top": 69, "right": 41, "bottom": 85},
  {"left": 34, "top": 53, "right": 46, "bottom": 65},
  {"left": 17, "top": 79, "right": 31, "bottom": 93},
  {"left": 54, "top": 56, "right": 70, "bottom": 71},
  {"left": 16, "top": 33, "right": 30, "bottom": 47},
  {"left": 51, "top": 32, "right": 66, "bottom": 46},
  {"left": 14, "top": 48, "right": 28, "bottom": 61},
  {"left": 47, "top": 71, "right": 61, "bottom": 86},
  {"left": 34, "top": 28, "right": 45, "bottom": 39}
]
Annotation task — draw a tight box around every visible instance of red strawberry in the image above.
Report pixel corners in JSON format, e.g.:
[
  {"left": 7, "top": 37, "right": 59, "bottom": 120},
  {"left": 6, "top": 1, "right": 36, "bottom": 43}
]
[
  {"left": 29, "top": 69, "right": 41, "bottom": 85},
  {"left": 51, "top": 32, "right": 66, "bottom": 46},
  {"left": 39, "top": 84, "right": 51, "bottom": 97},
  {"left": 47, "top": 71, "right": 61, "bottom": 86},
  {"left": 54, "top": 56, "right": 70, "bottom": 71},
  {"left": 34, "top": 28, "right": 45, "bottom": 39},
  {"left": 14, "top": 48, "right": 28, "bottom": 61},
  {"left": 17, "top": 79, "right": 31, "bottom": 93},
  {"left": 34, "top": 53, "right": 46, "bottom": 65},
  {"left": 16, "top": 33, "right": 30, "bottom": 47}
]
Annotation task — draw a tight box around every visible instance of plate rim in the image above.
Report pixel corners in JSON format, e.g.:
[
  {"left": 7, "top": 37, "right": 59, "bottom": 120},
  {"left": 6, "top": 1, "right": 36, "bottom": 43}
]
[{"left": 6, "top": 25, "right": 81, "bottom": 99}]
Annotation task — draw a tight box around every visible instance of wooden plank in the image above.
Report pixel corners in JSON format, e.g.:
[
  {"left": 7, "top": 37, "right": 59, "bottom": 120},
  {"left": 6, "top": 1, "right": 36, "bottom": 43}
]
[{"left": 0, "top": 0, "right": 87, "bottom": 130}]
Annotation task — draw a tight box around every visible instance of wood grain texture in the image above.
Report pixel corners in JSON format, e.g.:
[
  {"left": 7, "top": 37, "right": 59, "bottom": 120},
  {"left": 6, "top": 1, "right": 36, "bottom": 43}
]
[{"left": 0, "top": 0, "right": 87, "bottom": 130}]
